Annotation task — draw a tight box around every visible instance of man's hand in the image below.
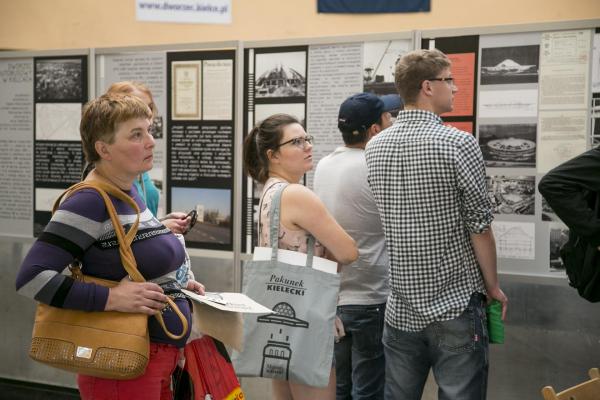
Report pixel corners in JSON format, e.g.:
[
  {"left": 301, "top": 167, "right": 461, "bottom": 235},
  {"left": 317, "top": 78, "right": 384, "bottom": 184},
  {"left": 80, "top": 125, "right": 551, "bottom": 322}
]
[{"left": 486, "top": 285, "right": 508, "bottom": 320}]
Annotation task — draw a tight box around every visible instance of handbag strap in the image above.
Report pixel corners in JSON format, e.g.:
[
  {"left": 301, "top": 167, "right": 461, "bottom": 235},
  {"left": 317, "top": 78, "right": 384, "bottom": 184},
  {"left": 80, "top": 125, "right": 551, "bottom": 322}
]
[
  {"left": 268, "top": 183, "right": 315, "bottom": 268},
  {"left": 53, "top": 179, "right": 188, "bottom": 340}
]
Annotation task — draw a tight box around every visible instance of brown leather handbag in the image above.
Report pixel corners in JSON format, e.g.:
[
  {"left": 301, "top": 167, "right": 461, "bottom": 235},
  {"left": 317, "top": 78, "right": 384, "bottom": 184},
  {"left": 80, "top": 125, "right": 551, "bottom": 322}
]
[{"left": 29, "top": 180, "right": 189, "bottom": 380}]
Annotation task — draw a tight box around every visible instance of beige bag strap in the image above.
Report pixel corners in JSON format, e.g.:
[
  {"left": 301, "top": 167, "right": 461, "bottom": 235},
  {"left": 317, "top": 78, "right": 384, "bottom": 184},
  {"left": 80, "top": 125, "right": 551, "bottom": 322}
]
[{"left": 53, "top": 180, "right": 189, "bottom": 340}]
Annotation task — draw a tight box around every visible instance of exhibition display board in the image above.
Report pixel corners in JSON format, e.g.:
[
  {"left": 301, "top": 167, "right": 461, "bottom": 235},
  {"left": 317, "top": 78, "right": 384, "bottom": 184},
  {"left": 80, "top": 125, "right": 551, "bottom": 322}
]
[
  {"left": 0, "top": 20, "right": 599, "bottom": 279},
  {"left": 242, "top": 33, "right": 413, "bottom": 252},
  {"left": 420, "top": 27, "right": 596, "bottom": 276},
  {"left": 0, "top": 49, "right": 90, "bottom": 238},
  {"left": 96, "top": 44, "right": 237, "bottom": 251}
]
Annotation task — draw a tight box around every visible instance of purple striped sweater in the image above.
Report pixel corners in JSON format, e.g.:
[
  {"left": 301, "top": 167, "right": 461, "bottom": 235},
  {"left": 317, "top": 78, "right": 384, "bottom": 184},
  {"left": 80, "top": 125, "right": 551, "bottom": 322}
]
[{"left": 16, "top": 186, "right": 191, "bottom": 347}]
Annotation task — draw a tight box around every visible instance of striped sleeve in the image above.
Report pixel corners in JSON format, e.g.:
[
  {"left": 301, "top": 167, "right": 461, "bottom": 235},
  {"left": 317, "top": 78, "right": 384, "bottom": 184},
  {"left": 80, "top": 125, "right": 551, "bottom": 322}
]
[{"left": 15, "top": 189, "right": 109, "bottom": 312}]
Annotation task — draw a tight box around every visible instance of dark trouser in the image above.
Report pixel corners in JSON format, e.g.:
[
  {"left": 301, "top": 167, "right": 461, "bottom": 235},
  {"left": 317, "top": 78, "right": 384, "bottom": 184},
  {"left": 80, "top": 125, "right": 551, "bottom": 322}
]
[
  {"left": 335, "top": 303, "right": 386, "bottom": 400},
  {"left": 383, "top": 293, "right": 488, "bottom": 400}
]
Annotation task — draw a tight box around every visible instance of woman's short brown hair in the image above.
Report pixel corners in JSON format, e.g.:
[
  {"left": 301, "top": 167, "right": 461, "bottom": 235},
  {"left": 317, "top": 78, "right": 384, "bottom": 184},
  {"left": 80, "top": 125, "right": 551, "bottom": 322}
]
[
  {"left": 243, "top": 114, "right": 299, "bottom": 183},
  {"left": 394, "top": 49, "right": 451, "bottom": 105},
  {"left": 80, "top": 93, "right": 152, "bottom": 163}
]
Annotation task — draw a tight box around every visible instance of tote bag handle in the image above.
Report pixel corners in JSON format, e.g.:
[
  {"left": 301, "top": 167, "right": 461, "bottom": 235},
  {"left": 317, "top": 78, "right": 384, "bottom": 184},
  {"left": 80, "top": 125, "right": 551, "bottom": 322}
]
[{"left": 263, "top": 183, "right": 315, "bottom": 268}]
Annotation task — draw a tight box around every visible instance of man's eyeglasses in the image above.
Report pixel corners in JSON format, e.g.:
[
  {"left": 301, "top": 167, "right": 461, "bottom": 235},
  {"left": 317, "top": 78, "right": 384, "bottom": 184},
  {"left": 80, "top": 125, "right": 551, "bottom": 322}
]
[
  {"left": 427, "top": 77, "right": 455, "bottom": 85},
  {"left": 275, "top": 135, "right": 314, "bottom": 149}
]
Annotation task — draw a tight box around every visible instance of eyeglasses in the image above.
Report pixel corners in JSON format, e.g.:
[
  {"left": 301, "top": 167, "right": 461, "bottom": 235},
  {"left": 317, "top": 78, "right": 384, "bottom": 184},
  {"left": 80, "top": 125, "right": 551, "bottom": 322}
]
[
  {"left": 275, "top": 135, "right": 314, "bottom": 149},
  {"left": 427, "top": 77, "right": 455, "bottom": 85}
]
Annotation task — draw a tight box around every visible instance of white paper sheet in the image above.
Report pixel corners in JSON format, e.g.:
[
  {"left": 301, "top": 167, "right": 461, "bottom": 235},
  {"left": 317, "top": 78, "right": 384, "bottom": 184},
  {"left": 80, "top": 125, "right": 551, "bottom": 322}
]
[
  {"left": 35, "top": 103, "right": 81, "bottom": 141},
  {"left": 539, "top": 29, "right": 592, "bottom": 110},
  {"left": 492, "top": 221, "right": 535, "bottom": 260},
  {"left": 478, "top": 89, "right": 538, "bottom": 118},
  {"left": 537, "top": 109, "right": 587, "bottom": 173},
  {"left": 306, "top": 42, "right": 363, "bottom": 188},
  {"left": 202, "top": 59, "right": 233, "bottom": 120},
  {"left": 182, "top": 290, "right": 273, "bottom": 314},
  {"left": 34, "top": 188, "right": 63, "bottom": 212},
  {"left": 592, "top": 32, "right": 600, "bottom": 93},
  {"left": 252, "top": 246, "right": 338, "bottom": 275}
]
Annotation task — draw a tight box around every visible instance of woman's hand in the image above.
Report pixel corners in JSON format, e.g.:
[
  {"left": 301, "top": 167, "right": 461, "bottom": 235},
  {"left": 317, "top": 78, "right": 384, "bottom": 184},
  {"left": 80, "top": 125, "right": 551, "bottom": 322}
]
[
  {"left": 105, "top": 277, "right": 169, "bottom": 315},
  {"left": 186, "top": 279, "right": 205, "bottom": 295},
  {"left": 162, "top": 212, "right": 190, "bottom": 234}
]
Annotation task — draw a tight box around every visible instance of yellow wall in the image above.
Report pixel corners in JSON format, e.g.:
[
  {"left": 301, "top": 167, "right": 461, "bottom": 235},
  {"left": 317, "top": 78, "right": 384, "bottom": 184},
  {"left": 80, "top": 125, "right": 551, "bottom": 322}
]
[{"left": 0, "top": 0, "right": 599, "bottom": 50}]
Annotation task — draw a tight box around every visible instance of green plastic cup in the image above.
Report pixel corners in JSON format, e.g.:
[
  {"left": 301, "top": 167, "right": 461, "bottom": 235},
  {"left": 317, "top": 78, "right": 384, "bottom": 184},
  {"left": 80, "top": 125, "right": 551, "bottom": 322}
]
[{"left": 486, "top": 300, "right": 504, "bottom": 344}]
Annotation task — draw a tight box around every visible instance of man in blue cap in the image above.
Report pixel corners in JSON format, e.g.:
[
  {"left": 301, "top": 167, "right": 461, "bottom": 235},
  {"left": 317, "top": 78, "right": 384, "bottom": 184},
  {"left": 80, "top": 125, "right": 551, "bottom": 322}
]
[{"left": 314, "top": 92, "right": 402, "bottom": 400}]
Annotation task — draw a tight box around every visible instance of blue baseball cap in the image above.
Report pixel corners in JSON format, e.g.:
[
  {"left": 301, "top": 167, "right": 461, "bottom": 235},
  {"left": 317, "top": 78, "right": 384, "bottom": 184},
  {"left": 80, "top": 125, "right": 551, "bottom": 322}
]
[{"left": 338, "top": 93, "right": 402, "bottom": 134}]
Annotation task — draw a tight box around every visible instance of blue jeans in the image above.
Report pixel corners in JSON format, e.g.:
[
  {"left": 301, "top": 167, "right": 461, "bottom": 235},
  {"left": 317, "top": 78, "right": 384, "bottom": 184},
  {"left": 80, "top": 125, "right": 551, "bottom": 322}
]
[
  {"left": 335, "top": 303, "right": 386, "bottom": 400},
  {"left": 383, "top": 293, "right": 488, "bottom": 400}
]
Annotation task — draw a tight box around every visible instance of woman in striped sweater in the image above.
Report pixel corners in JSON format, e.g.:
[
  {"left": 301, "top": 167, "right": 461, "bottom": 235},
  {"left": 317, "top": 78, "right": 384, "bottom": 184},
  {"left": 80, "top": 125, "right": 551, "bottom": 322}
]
[{"left": 16, "top": 93, "right": 192, "bottom": 399}]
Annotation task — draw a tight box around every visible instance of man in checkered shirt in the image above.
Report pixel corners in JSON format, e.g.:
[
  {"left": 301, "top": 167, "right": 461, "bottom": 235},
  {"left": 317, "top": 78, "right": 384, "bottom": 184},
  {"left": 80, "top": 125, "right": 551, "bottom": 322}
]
[{"left": 365, "top": 49, "right": 508, "bottom": 400}]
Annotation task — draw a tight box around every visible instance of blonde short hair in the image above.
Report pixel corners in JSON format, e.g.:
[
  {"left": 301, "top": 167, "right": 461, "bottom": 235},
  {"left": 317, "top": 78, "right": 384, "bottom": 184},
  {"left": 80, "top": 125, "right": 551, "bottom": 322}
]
[{"left": 106, "top": 81, "right": 157, "bottom": 116}]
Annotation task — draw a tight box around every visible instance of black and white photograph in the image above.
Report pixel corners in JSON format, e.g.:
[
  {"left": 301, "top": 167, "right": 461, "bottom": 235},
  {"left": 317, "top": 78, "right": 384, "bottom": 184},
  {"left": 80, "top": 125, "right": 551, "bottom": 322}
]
[
  {"left": 549, "top": 223, "right": 569, "bottom": 272},
  {"left": 255, "top": 51, "right": 306, "bottom": 98},
  {"left": 35, "top": 58, "right": 83, "bottom": 101},
  {"left": 479, "top": 123, "right": 536, "bottom": 167},
  {"left": 363, "top": 40, "right": 410, "bottom": 96},
  {"left": 480, "top": 45, "right": 539, "bottom": 85},
  {"left": 487, "top": 175, "right": 535, "bottom": 215},
  {"left": 150, "top": 115, "right": 164, "bottom": 139}
]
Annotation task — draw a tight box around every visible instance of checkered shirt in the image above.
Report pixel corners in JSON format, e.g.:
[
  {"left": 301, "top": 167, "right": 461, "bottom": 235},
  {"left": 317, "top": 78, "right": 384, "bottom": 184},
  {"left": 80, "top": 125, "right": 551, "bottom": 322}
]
[{"left": 365, "top": 110, "right": 492, "bottom": 332}]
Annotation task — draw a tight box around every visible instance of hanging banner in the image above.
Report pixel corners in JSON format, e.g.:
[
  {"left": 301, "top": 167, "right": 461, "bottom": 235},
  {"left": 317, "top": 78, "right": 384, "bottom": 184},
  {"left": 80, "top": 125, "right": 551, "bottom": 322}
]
[
  {"left": 318, "top": 0, "right": 429, "bottom": 13},
  {"left": 136, "top": 0, "right": 231, "bottom": 24}
]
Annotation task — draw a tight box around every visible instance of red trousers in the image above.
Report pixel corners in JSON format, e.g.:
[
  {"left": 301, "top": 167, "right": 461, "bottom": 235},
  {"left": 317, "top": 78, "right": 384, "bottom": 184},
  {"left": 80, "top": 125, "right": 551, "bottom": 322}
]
[{"left": 77, "top": 343, "right": 179, "bottom": 400}]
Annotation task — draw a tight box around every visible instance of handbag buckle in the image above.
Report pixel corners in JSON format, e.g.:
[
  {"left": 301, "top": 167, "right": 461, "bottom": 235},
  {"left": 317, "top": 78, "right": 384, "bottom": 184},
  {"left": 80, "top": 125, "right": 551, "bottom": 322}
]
[{"left": 76, "top": 346, "right": 93, "bottom": 359}]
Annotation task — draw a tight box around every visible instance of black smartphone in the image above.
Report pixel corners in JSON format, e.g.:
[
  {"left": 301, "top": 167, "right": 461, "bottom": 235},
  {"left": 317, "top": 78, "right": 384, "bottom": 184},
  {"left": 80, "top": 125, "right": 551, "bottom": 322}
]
[{"left": 183, "top": 209, "right": 198, "bottom": 234}]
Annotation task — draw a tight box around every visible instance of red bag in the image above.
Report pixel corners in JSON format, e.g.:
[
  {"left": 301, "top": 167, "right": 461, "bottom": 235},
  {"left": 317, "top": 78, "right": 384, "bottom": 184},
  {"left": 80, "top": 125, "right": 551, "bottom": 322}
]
[{"left": 174, "top": 336, "right": 244, "bottom": 400}]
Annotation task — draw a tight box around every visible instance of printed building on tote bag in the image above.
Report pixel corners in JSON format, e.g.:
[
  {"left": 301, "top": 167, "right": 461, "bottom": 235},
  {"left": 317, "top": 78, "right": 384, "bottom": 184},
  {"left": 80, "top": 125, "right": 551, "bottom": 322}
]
[{"left": 258, "top": 302, "right": 309, "bottom": 380}]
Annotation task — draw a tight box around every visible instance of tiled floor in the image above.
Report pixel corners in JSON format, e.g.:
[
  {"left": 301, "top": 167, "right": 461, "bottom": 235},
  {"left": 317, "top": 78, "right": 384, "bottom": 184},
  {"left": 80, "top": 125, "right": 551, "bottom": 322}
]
[
  {"left": 240, "top": 373, "right": 439, "bottom": 399},
  {"left": 1, "top": 373, "right": 439, "bottom": 400}
]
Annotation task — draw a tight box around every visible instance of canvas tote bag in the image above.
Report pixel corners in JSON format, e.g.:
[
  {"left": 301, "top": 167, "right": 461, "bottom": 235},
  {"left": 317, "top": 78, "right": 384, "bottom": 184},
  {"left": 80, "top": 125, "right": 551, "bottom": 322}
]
[
  {"left": 29, "top": 180, "right": 188, "bottom": 379},
  {"left": 231, "top": 184, "right": 340, "bottom": 387}
]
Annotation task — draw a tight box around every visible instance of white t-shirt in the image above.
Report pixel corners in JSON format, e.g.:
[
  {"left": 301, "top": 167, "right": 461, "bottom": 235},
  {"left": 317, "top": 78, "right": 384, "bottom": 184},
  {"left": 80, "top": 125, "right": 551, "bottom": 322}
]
[{"left": 314, "top": 146, "right": 389, "bottom": 306}]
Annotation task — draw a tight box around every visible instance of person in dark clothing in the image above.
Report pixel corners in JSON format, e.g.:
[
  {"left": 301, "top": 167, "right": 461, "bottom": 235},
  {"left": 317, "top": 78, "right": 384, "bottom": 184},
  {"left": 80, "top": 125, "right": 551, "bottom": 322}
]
[{"left": 538, "top": 147, "right": 600, "bottom": 245}]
